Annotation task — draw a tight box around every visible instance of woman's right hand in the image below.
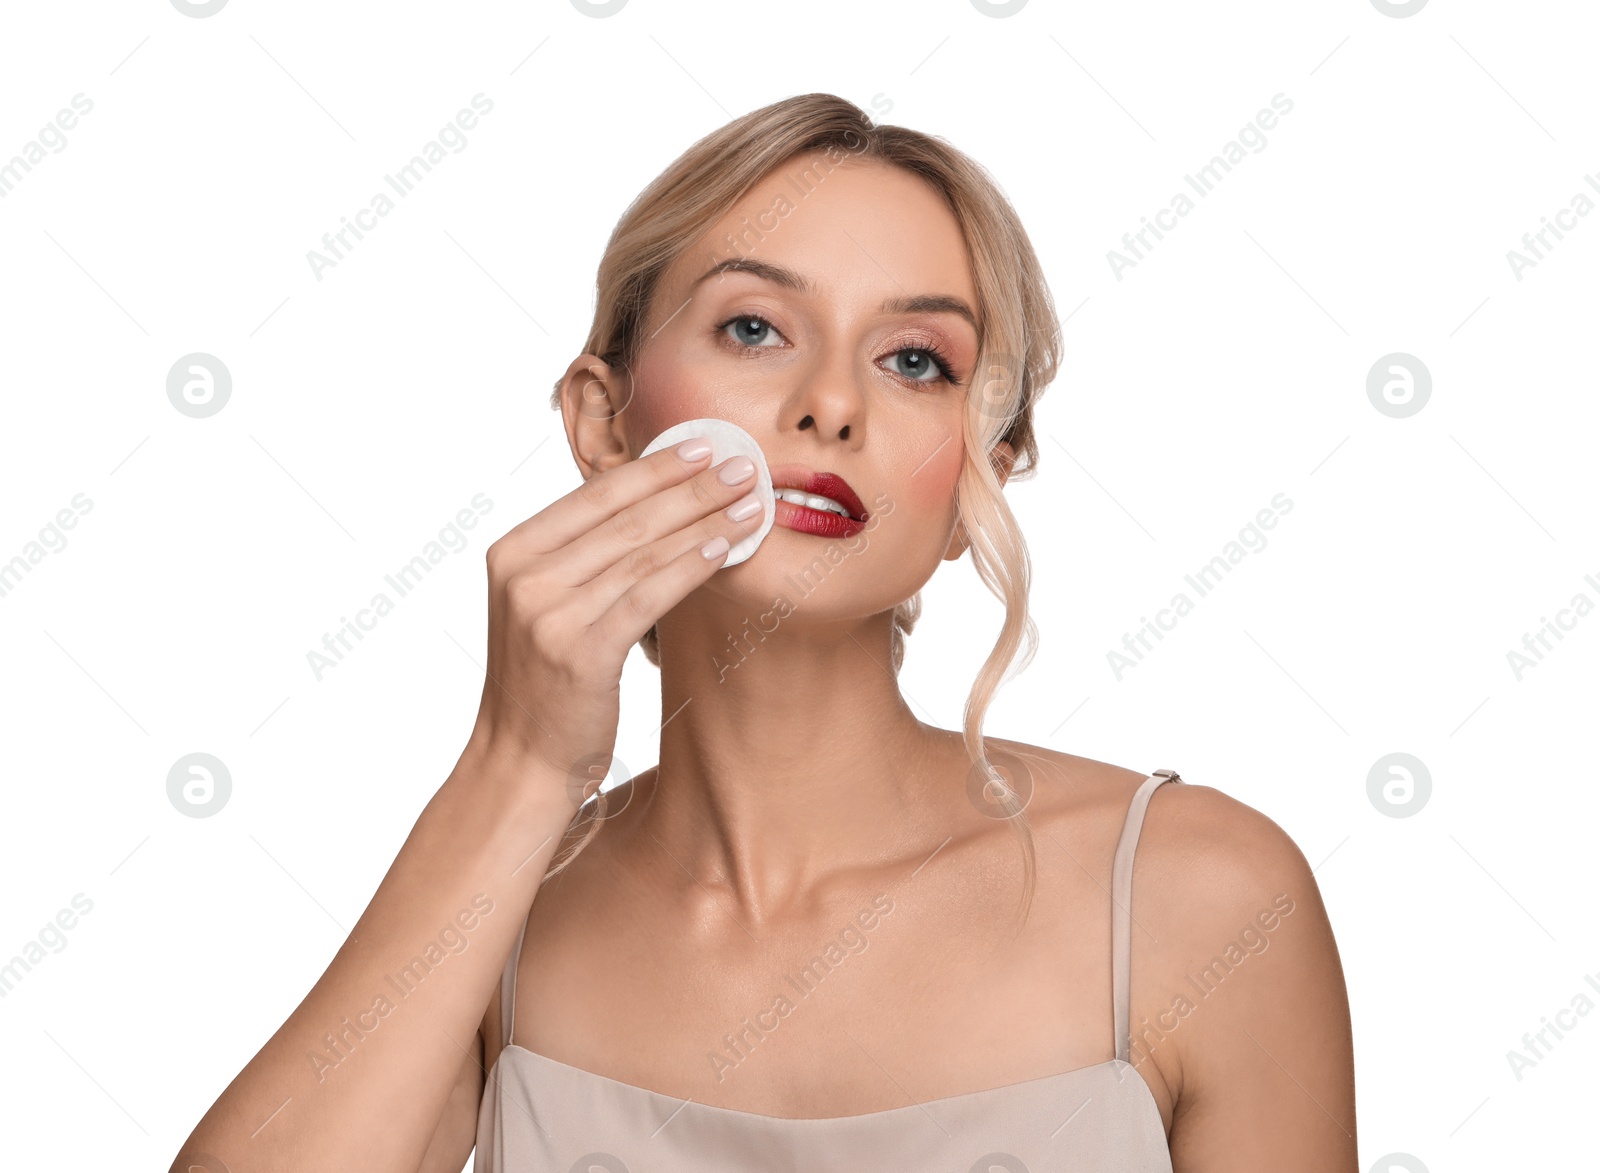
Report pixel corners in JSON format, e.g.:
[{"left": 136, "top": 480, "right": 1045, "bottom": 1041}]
[{"left": 464, "top": 437, "right": 767, "bottom": 813}]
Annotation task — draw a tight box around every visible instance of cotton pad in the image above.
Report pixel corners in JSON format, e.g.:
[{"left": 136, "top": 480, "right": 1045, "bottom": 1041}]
[{"left": 640, "top": 418, "right": 775, "bottom": 566}]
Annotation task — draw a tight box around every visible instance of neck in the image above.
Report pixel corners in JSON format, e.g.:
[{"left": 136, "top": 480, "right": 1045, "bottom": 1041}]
[{"left": 633, "top": 606, "right": 958, "bottom": 920}]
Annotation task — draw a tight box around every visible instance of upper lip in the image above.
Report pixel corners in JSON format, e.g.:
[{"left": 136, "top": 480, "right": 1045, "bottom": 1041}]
[{"left": 766, "top": 464, "right": 869, "bottom": 522}]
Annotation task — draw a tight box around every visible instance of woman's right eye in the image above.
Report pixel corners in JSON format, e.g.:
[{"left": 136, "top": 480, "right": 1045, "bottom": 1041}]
[{"left": 717, "top": 314, "right": 785, "bottom": 349}]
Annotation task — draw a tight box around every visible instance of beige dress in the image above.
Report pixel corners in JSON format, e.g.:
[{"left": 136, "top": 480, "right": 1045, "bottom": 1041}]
[{"left": 474, "top": 771, "right": 1181, "bottom": 1172}]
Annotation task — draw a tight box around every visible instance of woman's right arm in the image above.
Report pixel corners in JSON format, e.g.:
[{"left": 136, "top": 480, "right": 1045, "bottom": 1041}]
[
  {"left": 169, "top": 436, "right": 766, "bottom": 1173},
  {"left": 167, "top": 748, "right": 578, "bottom": 1173}
]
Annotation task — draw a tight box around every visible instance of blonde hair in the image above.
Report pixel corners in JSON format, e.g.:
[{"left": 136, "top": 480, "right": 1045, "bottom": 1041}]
[{"left": 543, "top": 94, "right": 1062, "bottom": 926}]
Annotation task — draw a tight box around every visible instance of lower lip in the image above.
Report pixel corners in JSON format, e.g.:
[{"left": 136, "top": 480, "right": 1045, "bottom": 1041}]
[{"left": 773, "top": 497, "right": 867, "bottom": 538}]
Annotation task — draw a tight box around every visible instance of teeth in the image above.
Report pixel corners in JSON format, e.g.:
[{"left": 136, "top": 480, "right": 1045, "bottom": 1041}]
[{"left": 775, "top": 488, "right": 852, "bottom": 519}]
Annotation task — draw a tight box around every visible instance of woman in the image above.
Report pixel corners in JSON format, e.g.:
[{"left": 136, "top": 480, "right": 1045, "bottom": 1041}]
[{"left": 172, "top": 93, "right": 1356, "bottom": 1173}]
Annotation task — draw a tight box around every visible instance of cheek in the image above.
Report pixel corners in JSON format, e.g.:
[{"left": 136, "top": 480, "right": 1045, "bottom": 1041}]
[
  {"left": 624, "top": 346, "right": 730, "bottom": 454},
  {"left": 900, "top": 429, "right": 966, "bottom": 521}
]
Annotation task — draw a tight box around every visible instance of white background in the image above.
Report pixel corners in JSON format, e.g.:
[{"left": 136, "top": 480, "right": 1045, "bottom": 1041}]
[{"left": 1, "top": 1, "right": 1594, "bottom": 1169}]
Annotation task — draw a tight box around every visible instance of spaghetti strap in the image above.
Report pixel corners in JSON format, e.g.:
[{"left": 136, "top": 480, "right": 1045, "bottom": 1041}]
[
  {"left": 500, "top": 917, "right": 530, "bottom": 1053},
  {"left": 1111, "top": 770, "right": 1182, "bottom": 1063}
]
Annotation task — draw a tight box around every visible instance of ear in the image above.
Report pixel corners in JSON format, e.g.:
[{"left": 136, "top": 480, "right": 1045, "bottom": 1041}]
[
  {"left": 943, "top": 439, "right": 1016, "bottom": 562},
  {"left": 558, "top": 354, "right": 633, "bottom": 478}
]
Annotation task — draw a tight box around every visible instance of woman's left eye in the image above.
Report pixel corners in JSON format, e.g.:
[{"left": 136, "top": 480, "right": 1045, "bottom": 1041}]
[
  {"left": 715, "top": 314, "right": 960, "bottom": 386},
  {"left": 884, "top": 348, "right": 956, "bottom": 385}
]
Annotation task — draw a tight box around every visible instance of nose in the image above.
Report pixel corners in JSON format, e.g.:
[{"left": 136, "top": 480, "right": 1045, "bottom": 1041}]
[{"left": 785, "top": 354, "right": 866, "bottom": 444}]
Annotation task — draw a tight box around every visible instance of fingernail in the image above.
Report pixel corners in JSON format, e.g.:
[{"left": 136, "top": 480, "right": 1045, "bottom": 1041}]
[
  {"left": 726, "top": 493, "right": 762, "bottom": 521},
  {"left": 676, "top": 437, "right": 713, "bottom": 461},
  {"left": 701, "top": 535, "right": 730, "bottom": 560},
  {"left": 718, "top": 456, "right": 755, "bottom": 485}
]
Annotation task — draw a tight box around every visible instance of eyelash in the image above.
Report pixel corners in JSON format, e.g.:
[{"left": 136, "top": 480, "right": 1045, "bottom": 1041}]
[{"left": 713, "top": 313, "right": 963, "bottom": 387}]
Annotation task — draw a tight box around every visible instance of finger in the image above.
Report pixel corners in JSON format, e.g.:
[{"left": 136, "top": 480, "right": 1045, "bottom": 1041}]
[
  {"left": 589, "top": 527, "right": 745, "bottom": 655},
  {"left": 556, "top": 455, "right": 760, "bottom": 588},
  {"left": 582, "top": 487, "right": 766, "bottom": 614},
  {"left": 496, "top": 440, "right": 714, "bottom": 560}
]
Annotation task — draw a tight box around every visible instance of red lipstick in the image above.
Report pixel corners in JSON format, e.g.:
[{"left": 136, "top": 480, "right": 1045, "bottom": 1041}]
[{"left": 766, "top": 464, "right": 869, "bottom": 539}]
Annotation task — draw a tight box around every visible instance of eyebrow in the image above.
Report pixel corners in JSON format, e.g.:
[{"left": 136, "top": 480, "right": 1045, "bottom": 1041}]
[{"left": 693, "top": 257, "right": 979, "bottom": 335}]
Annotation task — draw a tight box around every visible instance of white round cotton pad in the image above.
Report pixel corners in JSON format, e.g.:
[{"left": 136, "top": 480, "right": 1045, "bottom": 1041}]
[{"left": 640, "top": 418, "right": 774, "bottom": 567}]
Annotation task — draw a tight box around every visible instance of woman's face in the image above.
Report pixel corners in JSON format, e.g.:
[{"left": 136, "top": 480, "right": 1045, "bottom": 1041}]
[{"left": 620, "top": 152, "right": 996, "bottom": 626}]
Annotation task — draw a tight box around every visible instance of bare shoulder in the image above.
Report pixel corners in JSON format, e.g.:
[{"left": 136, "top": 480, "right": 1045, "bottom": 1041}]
[
  {"left": 1122, "top": 769, "right": 1345, "bottom": 1019},
  {"left": 1136, "top": 770, "right": 1317, "bottom": 901},
  {"left": 1004, "top": 741, "right": 1337, "bottom": 976},
  {"left": 1146, "top": 784, "right": 1355, "bottom": 1161},
  {"left": 985, "top": 735, "right": 1318, "bottom": 906},
  {"left": 976, "top": 737, "right": 1207, "bottom": 846},
  {"left": 985, "top": 737, "right": 1356, "bottom": 1159},
  {"left": 973, "top": 739, "right": 1321, "bottom": 924},
  {"left": 1084, "top": 761, "right": 1355, "bottom": 1163},
  {"left": 976, "top": 736, "right": 1155, "bottom": 825}
]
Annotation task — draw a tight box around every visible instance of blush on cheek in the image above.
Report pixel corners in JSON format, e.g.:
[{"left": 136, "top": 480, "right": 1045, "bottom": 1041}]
[
  {"left": 902, "top": 435, "right": 966, "bottom": 517},
  {"left": 623, "top": 353, "right": 709, "bottom": 455}
]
